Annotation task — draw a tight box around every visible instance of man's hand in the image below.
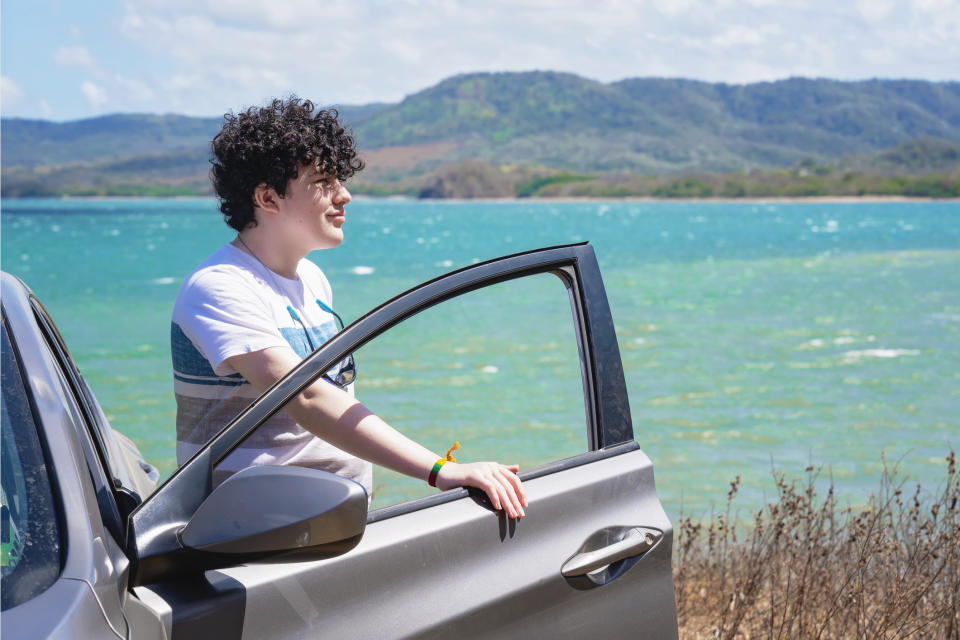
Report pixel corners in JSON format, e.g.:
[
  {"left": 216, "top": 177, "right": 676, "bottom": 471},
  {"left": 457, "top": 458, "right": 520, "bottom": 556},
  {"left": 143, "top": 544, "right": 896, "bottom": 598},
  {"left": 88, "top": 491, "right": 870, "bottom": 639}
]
[{"left": 435, "top": 462, "right": 527, "bottom": 519}]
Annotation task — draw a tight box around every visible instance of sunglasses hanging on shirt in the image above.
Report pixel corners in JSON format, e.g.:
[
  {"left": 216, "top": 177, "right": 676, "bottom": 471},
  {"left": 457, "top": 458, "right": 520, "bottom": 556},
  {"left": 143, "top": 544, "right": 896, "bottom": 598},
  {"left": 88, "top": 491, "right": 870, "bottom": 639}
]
[{"left": 285, "top": 300, "right": 357, "bottom": 388}]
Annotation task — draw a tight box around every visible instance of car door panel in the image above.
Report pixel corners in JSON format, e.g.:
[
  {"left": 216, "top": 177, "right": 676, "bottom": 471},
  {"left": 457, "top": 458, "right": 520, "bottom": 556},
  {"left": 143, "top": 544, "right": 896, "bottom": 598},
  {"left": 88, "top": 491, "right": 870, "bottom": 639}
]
[{"left": 217, "top": 447, "right": 675, "bottom": 639}]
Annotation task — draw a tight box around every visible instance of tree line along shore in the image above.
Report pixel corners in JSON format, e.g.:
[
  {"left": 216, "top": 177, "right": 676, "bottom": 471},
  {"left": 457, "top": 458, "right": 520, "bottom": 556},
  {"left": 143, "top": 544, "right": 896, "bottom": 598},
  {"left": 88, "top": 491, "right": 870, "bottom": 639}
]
[
  {"left": 358, "top": 158, "right": 960, "bottom": 200},
  {"left": 4, "top": 158, "right": 959, "bottom": 200}
]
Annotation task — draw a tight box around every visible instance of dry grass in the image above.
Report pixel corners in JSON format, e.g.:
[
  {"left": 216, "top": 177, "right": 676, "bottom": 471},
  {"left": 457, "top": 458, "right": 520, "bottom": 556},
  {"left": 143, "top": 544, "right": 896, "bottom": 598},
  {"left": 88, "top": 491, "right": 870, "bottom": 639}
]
[{"left": 674, "top": 451, "right": 960, "bottom": 639}]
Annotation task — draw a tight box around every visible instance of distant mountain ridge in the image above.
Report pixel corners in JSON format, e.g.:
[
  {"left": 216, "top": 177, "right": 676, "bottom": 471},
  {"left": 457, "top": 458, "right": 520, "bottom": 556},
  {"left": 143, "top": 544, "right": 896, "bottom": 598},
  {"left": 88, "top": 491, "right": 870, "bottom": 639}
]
[{"left": 3, "top": 72, "right": 959, "bottom": 197}]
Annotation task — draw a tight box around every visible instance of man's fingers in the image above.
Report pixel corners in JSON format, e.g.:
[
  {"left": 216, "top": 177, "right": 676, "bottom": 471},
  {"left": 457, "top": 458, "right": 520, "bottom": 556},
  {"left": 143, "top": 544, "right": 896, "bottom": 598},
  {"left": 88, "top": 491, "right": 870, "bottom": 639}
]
[
  {"left": 494, "top": 482, "right": 519, "bottom": 519},
  {"left": 496, "top": 467, "right": 526, "bottom": 517},
  {"left": 501, "top": 465, "right": 528, "bottom": 507}
]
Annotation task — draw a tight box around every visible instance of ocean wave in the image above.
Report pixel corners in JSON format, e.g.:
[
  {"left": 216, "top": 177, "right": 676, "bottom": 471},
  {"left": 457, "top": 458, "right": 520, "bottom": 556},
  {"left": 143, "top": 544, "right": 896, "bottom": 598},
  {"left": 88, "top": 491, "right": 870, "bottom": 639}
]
[{"left": 843, "top": 348, "right": 920, "bottom": 361}]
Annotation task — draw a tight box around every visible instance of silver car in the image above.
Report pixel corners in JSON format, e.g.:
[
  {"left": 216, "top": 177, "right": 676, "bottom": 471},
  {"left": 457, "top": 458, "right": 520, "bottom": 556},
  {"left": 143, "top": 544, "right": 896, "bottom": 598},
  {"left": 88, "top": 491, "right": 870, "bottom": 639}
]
[{"left": 1, "top": 243, "right": 678, "bottom": 639}]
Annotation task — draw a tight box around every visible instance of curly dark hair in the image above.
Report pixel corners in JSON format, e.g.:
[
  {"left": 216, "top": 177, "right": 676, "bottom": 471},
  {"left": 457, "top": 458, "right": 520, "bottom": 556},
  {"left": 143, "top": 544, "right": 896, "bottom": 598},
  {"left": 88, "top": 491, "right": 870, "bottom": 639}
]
[{"left": 210, "top": 97, "right": 364, "bottom": 232}]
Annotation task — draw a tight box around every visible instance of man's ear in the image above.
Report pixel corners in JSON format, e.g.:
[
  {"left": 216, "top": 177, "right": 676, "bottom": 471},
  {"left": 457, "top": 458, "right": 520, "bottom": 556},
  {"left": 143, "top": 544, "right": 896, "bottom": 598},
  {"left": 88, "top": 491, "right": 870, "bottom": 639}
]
[{"left": 253, "top": 183, "right": 281, "bottom": 216}]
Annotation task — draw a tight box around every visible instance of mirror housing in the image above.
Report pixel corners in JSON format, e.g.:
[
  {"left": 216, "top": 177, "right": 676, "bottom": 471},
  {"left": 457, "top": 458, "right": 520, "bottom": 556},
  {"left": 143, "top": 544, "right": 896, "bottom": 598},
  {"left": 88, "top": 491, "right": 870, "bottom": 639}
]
[{"left": 180, "top": 465, "right": 367, "bottom": 556}]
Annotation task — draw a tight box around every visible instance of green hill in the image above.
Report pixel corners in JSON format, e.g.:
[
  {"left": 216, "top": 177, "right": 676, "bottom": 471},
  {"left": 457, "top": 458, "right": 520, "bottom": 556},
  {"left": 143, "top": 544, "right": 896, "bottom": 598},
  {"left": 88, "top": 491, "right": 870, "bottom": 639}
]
[{"left": 3, "top": 72, "right": 959, "bottom": 197}]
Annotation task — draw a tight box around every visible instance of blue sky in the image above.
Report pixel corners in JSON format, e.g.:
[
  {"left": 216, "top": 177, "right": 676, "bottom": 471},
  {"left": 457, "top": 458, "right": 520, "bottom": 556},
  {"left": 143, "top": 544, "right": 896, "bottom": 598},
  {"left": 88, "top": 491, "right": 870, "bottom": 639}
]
[{"left": 2, "top": 0, "right": 959, "bottom": 121}]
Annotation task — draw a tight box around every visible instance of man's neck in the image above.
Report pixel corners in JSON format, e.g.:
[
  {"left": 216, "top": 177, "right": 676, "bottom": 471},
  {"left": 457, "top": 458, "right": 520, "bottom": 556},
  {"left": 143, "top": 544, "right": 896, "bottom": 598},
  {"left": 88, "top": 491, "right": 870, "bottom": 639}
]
[{"left": 234, "top": 229, "right": 305, "bottom": 280}]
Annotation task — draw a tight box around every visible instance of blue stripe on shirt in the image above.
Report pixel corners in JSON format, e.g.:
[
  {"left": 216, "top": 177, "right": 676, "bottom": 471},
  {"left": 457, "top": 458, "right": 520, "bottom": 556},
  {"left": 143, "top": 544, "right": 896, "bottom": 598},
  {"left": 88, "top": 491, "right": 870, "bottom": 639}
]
[{"left": 171, "top": 322, "right": 245, "bottom": 381}]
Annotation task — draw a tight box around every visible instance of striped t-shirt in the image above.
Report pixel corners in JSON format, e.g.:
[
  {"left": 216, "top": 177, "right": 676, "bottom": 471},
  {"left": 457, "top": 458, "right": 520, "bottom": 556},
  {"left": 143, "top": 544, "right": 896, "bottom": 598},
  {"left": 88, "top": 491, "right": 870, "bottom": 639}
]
[{"left": 171, "top": 243, "right": 372, "bottom": 493}]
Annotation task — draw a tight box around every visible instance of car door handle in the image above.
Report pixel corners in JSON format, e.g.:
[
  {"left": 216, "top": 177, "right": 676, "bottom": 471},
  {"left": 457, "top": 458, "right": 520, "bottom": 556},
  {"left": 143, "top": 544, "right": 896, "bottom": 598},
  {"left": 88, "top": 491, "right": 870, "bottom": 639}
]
[{"left": 561, "top": 527, "right": 662, "bottom": 577}]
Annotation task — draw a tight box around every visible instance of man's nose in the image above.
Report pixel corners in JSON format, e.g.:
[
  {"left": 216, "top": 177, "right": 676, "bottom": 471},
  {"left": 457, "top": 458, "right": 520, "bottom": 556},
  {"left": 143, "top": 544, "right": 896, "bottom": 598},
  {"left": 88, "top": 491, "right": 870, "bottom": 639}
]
[{"left": 335, "top": 182, "right": 351, "bottom": 205}]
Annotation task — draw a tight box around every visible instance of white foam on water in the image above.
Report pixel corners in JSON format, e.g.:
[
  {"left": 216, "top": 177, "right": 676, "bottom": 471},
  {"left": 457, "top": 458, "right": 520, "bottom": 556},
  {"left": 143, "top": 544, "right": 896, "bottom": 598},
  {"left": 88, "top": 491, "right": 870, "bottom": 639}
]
[
  {"left": 798, "top": 338, "right": 825, "bottom": 349},
  {"left": 843, "top": 348, "right": 920, "bottom": 361},
  {"left": 833, "top": 337, "right": 855, "bottom": 344},
  {"left": 481, "top": 365, "right": 498, "bottom": 374},
  {"left": 150, "top": 277, "right": 176, "bottom": 285},
  {"left": 436, "top": 260, "right": 454, "bottom": 268},
  {"left": 351, "top": 266, "right": 374, "bottom": 275}
]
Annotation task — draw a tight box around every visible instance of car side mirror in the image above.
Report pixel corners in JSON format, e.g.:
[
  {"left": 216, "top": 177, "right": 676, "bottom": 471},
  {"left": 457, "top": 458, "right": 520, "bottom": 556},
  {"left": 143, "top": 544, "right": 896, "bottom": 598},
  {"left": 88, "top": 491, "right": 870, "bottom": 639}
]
[{"left": 179, "top": 465, "right": 367, "bottom": 557}]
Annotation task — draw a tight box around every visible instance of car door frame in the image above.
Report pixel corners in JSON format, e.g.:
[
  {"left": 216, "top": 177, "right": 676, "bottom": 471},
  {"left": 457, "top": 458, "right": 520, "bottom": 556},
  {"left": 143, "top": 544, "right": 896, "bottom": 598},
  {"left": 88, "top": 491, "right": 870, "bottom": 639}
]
[{"left": 127, "top": 242, "right": 642, "bottom": 586}]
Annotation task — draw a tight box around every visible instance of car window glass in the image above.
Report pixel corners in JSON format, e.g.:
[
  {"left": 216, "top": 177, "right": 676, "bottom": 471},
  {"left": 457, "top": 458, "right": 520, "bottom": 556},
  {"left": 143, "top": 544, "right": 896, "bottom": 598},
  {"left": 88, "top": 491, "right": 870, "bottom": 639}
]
[
  {"left": 1, "top": 323, "right": 61, "bottom": 610},
  {"left": 357, "top": 273, "right": 588, "bottom": 508}
]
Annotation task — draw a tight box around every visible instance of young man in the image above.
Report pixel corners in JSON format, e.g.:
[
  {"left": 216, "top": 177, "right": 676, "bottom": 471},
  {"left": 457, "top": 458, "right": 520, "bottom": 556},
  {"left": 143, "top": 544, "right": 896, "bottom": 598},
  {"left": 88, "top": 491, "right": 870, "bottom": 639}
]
[{"left": 171, "top": 97, "right": 526, "bottom": 518}]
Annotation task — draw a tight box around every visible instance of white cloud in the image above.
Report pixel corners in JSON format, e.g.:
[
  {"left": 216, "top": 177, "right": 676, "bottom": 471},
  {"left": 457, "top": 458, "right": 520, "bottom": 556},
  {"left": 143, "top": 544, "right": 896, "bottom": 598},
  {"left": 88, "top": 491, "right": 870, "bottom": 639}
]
[
  {"left": 1, "top": 75, "right": 24, "bottom": 111},
  {"left": 911, "top": 0, "right": 954, "bottom": 11},
  {"left": 4, "top": 0, "right": 946, "bottom": 119},
  {"left": 54, "top": 45, "right": 98, "bottom": 69},
  {"left": 81, "top": 82, "right": 109, "bottom": 108},
  {"left": 712, "top": 24, "right": 780, "bottom": 48},
  {"left": 113, "top": 74, "right": 155, "bottom": 101},
  {"left": 861, "top": 47, "right": 896, "bottom": 64},
  {"left": 856, "top": 0, "right": 895, "bottom": 22},
  {"left": 38, "top": 99, "right": 54, "bottom": 118}
]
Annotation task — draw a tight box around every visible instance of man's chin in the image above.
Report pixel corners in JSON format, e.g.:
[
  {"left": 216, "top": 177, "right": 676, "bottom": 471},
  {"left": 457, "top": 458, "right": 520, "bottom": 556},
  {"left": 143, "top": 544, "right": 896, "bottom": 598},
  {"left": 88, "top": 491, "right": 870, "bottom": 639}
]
[{"left": 315, "top": 234, "right": 344, "bottom": 250}]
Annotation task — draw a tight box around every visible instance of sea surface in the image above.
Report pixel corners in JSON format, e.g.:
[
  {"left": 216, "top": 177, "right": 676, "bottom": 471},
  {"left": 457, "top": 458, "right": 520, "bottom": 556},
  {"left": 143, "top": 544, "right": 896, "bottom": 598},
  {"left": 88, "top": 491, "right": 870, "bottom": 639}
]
[{"left": 3, "top": 197, "right": 958, "bottom": 517}]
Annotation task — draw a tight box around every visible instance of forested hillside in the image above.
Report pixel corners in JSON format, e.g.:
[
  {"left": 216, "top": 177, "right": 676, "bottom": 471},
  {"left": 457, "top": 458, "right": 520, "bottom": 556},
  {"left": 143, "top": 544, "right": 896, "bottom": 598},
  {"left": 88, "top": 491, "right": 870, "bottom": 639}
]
[{"left": 3, "top": 72, "right": 959, "bottom": 198}]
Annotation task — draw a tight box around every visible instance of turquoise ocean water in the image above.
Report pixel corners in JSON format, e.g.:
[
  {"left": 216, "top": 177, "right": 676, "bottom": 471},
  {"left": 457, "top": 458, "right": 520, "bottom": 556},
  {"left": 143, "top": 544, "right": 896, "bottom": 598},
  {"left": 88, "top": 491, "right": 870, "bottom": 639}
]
[{"left": 2, "top": 198, "right": 958, "bottom": 517}]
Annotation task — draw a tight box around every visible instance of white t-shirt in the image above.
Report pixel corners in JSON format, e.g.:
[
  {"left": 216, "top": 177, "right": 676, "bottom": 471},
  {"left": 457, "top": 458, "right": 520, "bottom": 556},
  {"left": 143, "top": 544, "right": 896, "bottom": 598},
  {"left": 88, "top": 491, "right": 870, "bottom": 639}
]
[{"left": 171, "top": 243, "right": 372, "bottom": 493}]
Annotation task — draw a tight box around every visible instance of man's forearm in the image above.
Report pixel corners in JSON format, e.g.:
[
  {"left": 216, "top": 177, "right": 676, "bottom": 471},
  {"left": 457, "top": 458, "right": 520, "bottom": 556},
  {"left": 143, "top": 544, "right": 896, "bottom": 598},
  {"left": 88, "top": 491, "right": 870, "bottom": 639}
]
[{"left": 289, "top": 380, "right": 438, "bottom": 480}]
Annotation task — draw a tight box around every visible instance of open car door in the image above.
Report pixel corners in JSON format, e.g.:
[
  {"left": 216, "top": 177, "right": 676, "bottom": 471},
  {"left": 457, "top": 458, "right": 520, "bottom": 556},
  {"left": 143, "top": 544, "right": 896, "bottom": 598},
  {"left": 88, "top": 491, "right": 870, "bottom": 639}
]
[{"left": 127, "top": 243, "right": 678, "bottom": 639}]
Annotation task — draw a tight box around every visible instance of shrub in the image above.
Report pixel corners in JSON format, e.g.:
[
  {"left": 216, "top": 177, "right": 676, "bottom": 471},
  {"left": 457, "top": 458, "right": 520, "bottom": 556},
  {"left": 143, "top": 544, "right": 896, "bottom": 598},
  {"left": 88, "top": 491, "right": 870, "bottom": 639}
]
[{"left": 675, "top": 451, "right": 960, "bottom": 639}]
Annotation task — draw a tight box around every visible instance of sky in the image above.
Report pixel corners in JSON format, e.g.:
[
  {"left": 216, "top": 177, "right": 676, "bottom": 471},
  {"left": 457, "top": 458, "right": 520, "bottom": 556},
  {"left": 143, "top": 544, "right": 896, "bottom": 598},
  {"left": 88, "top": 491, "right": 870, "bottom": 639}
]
[{"left": 2, "top": 0, "right": 959, "bottom": 122}]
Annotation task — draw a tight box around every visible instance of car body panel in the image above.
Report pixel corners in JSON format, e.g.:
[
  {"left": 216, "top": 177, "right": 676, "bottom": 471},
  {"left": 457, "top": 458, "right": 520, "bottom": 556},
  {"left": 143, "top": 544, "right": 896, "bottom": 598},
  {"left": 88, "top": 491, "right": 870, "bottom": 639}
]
[{"left": 1, "top": 578, "right": 121, "bottom": 639}]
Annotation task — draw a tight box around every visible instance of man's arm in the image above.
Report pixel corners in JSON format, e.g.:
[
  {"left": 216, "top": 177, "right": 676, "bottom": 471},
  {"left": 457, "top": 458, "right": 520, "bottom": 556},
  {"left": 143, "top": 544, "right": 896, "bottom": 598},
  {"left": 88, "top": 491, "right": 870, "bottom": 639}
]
[{"left": 226, "top": 346, "right": 527, "bottom": 519}]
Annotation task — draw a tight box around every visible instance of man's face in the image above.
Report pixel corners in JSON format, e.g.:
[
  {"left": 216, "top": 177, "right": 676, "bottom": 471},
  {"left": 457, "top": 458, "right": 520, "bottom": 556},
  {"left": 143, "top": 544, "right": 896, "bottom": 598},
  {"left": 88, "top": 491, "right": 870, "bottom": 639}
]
[{"left": 275, "top": 163, "right": 352, "bottom": 251}]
